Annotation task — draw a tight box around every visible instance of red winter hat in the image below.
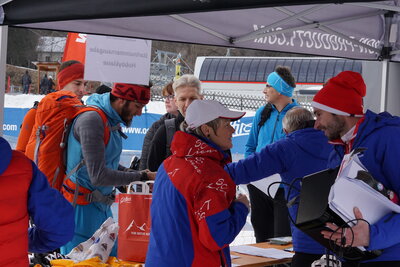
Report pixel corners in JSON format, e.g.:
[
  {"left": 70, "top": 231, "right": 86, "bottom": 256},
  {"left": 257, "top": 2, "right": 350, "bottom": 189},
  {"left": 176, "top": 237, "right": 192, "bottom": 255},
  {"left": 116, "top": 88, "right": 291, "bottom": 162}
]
[
  {"left": 111, "top": 83, "right": 151, "bottom": 104},
  {"left": 312, "top": 71, "right": 366, "bottom": 117}
]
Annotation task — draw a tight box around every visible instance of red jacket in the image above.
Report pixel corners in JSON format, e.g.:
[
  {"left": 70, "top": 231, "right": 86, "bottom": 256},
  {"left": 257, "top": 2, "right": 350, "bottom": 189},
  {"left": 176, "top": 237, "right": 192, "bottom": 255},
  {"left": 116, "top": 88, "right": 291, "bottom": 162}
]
[
  {"left": 146, "top": 131, "right": 249, "bottom": 267},
  {"left": 0, "top": 149, "right": 31, "bottom": 266},
  {"left": 0, "top": 137, "right": 75, "bottom": 266}
]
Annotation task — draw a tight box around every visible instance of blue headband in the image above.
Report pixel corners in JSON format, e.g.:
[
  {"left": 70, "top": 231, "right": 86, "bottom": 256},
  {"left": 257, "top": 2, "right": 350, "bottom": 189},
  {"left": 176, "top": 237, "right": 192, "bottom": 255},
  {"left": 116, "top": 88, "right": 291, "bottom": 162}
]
[{"left": 266, "top": 72, "right": 294, "bottom": 97}]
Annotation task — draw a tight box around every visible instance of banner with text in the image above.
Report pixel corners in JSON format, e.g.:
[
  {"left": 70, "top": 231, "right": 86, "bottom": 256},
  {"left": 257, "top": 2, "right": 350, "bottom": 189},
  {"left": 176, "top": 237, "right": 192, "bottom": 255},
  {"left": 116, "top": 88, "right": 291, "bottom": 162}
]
[
  {"left": 3, "top": 108, "right": 252, "bottom": 155},
  {"left": 85, "top": 35, "right": 151, "bottom": 85}
]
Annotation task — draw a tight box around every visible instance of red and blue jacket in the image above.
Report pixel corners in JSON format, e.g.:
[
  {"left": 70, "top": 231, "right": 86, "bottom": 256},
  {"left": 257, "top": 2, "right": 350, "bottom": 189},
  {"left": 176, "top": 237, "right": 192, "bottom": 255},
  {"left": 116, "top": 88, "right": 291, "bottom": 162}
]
[
  {"left": 328, "top": 110, "right": 400, "bottom": 263},
  {"left": 0, "top": 137, "right": 74, "bottom": 266},
  {"left": 146, "top": 131, "right": 249, "bottom": 267}
]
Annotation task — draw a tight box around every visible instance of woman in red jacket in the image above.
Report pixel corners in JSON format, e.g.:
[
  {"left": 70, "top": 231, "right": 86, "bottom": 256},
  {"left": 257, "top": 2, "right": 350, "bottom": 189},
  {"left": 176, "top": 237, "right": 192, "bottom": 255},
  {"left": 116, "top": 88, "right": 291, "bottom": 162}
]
[{"left": 146, "top": 100, "right": 249, "bottom": 267}]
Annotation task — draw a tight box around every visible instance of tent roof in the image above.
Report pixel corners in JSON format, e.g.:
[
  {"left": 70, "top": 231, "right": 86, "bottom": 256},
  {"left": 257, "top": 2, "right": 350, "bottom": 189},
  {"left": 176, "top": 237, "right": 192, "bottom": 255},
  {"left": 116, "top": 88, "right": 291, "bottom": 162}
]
[{"left": 1, "top": 0, "right": 400, "bottom": 61}]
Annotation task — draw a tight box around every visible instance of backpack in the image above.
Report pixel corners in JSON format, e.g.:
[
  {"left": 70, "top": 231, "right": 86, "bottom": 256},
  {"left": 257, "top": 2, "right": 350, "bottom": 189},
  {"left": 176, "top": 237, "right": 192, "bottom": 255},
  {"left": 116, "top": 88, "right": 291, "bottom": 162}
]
[
  {"left": 25, "top": 91, "right": 110, "bottom": 191},
  {"left": 16, "top": 101, "right": 39, "bottom": 153},
  {"left": 164, "top": 118, "right": 176, "bottom": 157}
]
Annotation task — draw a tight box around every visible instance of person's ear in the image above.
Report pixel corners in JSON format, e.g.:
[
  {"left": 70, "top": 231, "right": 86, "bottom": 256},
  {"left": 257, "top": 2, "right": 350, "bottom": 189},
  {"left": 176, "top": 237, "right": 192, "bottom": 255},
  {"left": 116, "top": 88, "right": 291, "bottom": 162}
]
[{"left": 200, "top": 124, "right": 211, "bottom": 138}]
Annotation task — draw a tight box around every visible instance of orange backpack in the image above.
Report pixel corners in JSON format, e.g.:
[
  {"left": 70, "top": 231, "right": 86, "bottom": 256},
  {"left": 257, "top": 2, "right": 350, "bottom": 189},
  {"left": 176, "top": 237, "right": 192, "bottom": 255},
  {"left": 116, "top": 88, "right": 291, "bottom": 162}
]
[
  {"left": 16, "top": 101, "right": 39, "bottom": 153},
  {"left": 25, "top": 91, "right": 110, "bottom": 191}
]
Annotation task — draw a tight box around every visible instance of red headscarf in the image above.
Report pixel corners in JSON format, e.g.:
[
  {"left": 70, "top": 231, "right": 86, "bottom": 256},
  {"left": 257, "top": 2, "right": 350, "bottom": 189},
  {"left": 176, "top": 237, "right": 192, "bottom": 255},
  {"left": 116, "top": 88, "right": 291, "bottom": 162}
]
[
  {"left": 57, "top": 62, "right": 84, "bottom": 90},
  {"left": 111, "top": 83, "right": 151, "bottom": 104}
]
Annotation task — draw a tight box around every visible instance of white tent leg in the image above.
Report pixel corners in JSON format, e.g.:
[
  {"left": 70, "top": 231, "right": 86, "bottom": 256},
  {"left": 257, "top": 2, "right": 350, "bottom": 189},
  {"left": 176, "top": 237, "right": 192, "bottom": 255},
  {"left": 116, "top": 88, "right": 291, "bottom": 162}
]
[
  {"left": 380, "top": 59, "right": 389, "bottom": 112},
  {"left": 0, "top": 25, "right": 7, "bottom": 137}
]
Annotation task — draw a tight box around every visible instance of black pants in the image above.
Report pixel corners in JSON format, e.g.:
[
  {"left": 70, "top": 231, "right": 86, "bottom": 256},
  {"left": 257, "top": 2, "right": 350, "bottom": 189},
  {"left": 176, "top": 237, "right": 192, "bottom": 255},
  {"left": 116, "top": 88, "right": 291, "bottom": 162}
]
[
  {"left": 247, "top": 184, "right": 291, "bottom": 242},
  {"left": 292, "top": 252, "right": 323, "bottom": 267}
]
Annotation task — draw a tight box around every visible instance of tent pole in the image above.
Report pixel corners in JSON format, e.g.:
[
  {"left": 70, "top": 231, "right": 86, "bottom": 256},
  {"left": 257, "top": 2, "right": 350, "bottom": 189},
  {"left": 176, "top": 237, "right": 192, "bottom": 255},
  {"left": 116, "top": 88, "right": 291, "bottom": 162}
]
[
  {"left": 380, "top": 59, "right": 389, "bottom": 112},
  {"left": 0, "top": 25, "right": 7, "bottom": 137}
]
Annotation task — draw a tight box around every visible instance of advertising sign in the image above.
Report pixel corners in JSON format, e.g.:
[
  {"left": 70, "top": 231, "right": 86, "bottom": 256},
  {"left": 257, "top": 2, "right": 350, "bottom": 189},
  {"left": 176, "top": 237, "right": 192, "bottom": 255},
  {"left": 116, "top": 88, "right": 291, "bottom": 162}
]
[
  {"left": 85, "top": 35, "right": 152, "bottom": 85},
  {"left": 3, "top": 108, "right": 252, "bottom": 156}
]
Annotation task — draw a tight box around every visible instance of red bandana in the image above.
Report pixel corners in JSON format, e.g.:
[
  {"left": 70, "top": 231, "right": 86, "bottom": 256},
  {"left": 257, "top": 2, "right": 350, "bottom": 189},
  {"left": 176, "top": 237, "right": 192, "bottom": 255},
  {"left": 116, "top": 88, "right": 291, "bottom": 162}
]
[{"left": 57, "top": 63, "right": 84, "bottom": 90}]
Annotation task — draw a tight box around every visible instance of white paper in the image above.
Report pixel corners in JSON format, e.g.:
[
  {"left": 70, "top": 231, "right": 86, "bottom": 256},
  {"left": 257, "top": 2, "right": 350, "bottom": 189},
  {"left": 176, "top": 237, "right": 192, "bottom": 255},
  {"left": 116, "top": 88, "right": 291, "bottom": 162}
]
[
  {"left": 85, "top": 35, "right": 151, "bottom": 84},
  {"left": 250, "top": 173, "right": 281, "bottom": 198},
  {"left": 329, "top": 153, "right": 400, "bottom": 226},
  {"left": 230, "top": 245, "right": 294, "bottom": 259},
  {"left": 329, "top": 177, "right": 400, "bottom": 225}
]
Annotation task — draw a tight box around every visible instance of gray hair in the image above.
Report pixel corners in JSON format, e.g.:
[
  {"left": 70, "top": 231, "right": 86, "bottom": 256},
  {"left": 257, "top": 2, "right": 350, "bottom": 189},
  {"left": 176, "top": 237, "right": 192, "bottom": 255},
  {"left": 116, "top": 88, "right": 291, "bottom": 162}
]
[
  {"left": 282, "top": 107, "right": 314, "bottom": 133},
  {"left": 173, "top": 74, "right": 202, "bottom": 94},
  {"left": 180, "top": 118, "right": 221, "bottom": 138}
]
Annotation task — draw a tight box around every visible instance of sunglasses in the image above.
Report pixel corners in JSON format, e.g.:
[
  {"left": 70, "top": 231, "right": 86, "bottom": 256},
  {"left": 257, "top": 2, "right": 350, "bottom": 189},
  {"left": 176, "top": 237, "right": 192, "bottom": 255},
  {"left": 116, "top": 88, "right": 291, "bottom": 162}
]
[{"left": 163, "top": 95, "right": 174, "bottom": 101}]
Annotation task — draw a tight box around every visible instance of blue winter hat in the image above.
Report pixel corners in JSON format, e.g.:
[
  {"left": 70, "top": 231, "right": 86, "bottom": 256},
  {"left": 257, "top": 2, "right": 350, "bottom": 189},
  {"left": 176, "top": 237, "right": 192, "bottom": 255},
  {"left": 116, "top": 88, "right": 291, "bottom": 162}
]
[{"left": 266, "top": 72, "right": 294, "bottom": 97}]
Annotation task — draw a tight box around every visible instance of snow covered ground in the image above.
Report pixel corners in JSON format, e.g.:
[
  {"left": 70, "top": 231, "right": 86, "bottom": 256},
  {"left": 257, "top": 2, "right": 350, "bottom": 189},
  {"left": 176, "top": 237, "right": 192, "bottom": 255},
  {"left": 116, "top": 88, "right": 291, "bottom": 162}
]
[{"left": 3, "top": 92, "right": 256, "bottom": 246}]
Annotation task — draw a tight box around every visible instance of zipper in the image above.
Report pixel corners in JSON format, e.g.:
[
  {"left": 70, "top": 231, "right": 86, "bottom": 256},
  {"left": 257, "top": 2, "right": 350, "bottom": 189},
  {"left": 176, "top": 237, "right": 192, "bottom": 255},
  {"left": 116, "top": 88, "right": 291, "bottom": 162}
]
[{"left": 270, "top": 112, "right": 280, "bottom": 144}]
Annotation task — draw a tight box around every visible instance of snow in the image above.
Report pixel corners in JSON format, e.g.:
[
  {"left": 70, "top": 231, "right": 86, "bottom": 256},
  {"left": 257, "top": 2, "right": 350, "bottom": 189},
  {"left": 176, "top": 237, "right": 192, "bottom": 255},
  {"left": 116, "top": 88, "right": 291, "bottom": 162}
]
[
  {"left": 4, "top": 93, "right": 166, "bottom": 114},
  {"left": 4, "top": 93, "right": 256, "bottom": 116}
]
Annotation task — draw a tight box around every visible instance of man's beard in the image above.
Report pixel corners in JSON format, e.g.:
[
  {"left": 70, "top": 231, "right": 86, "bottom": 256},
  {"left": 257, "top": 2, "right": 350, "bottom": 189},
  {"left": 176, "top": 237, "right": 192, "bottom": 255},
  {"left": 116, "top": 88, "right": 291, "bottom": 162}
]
[
  {"left": 325, "top": 115, "right": 346, "bottom": 141},
  {"left": 121, "top": 101, "right": 133, "bottom": 127}
]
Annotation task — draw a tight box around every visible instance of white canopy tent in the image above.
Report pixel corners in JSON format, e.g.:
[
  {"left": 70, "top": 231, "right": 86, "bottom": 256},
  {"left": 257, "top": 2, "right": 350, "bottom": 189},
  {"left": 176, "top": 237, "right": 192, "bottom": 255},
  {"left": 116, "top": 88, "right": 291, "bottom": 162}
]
[{"left": 1, "top": 0, "right": 400, "bottom": 134}]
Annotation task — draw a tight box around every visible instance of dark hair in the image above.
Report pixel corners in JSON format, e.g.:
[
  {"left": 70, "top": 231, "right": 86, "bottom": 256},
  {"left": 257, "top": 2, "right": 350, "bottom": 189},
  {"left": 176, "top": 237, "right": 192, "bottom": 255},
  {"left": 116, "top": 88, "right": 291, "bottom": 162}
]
[
  {"left": 275, "top": 66, "right": 296, "bottom": 88},
  {"left": 59, "top": 60, "right": 81, "bottom": 72},
  {"left": 95, "top": 84, "right": 112, "bottom": 94},
  {"left": 258, "top": 103, "right": 273, "bottom": 128},
  {"left": 110, "top": 92, "right": 118, "bottom": 103}
]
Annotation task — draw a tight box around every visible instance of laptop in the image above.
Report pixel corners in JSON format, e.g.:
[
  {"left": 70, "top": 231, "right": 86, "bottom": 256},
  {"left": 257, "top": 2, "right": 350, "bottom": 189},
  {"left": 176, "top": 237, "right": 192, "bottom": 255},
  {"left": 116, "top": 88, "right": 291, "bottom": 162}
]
[{"left": 295, "top": 167, "right": 381, "bottom": 261}]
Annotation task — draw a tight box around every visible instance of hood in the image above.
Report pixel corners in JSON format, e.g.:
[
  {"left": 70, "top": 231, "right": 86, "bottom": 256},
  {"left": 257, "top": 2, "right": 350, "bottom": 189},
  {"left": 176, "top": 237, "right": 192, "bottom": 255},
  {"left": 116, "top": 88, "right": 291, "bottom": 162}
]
[
  {"left": 271, "top": 98, "right": 298, "bottom": 112},
  {"left": 354, "top": 110, "right": 400, "bottom": 147},
  {"left": 86, "top": 93, "right": 126, "bottom": 126},
  {"left": 171, "top": 131, "right": 231, "bottom": 165},
  {"left": 286, "top": 127, "right": 333, "bottom": 161},
  {"left": 0, "top": 137, "right": 12, "bottom": 175}
]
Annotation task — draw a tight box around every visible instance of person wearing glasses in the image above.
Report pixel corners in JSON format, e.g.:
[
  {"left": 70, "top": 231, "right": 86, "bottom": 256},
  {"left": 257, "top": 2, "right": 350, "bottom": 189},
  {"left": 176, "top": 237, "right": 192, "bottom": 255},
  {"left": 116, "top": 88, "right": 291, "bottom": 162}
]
[
  {"left": 139, "top": 82, "right": 179, "bottom": 170},
  {"left": 245, "top": 66, "right": 298, "bottom": 243},
  {"left": 147, "top": 75, "right": 203, "bottom": 172}
]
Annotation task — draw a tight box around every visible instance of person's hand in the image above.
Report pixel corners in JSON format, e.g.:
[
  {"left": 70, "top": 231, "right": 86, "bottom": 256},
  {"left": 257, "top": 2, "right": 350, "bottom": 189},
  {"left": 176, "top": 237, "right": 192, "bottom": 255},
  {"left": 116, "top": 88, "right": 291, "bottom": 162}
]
[
  {"left": 235, "top": 193, "right": 250, "bottom": 210},
  {"left": 143, "top": 169, "right": 156, "bottom": 180},
  {"left": 321, "top": 207, "right": 370, "bottom": 247}
]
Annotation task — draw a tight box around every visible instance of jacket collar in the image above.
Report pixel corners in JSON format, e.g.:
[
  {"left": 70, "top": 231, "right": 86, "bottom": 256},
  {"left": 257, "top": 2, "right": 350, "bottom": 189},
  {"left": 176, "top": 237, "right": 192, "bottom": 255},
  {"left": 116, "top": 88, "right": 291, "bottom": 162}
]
[{"left": 0, "top": 137, "right": 12, "bottom": 175}]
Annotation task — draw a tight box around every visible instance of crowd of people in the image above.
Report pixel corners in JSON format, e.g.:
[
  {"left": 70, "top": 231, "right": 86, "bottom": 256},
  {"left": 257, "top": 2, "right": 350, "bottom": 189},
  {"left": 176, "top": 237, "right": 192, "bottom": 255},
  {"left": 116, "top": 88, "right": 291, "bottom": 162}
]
[{"left": 2, "top": 60, "right": 400, "bottom": 267}]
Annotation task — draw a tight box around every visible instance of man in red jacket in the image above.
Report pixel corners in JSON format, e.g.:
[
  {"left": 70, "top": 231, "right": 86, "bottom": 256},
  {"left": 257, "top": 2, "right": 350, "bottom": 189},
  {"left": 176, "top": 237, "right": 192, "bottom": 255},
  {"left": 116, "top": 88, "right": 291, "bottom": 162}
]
[{"left": 0, "top": 136, "right": 74, "bottom": 266}]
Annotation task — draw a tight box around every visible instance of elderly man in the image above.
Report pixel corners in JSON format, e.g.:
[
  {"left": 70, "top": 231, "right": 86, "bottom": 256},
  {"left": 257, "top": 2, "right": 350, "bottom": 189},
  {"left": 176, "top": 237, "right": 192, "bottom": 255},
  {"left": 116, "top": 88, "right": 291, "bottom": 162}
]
[
  {"left": 147, "top": 74, "right": 203, "bottom": 172},
  {"left": 226, "top": 107, "right": 333, "bottom": 267}
]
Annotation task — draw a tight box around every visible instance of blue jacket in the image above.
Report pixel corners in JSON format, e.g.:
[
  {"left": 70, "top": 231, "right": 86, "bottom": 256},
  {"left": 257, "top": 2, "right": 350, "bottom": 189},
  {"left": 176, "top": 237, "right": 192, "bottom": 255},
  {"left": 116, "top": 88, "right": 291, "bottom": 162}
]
[
  {"left": 146, "top": 131, "right": 248, "bottom": 267},
  {"left": 67, "top": 92, "right": 125, "bottom": 207},
  {"left": 0, "top": 136, "right": 74, "bottom": 265},
  {"left": 245, "top": 100, "right": 298, "bottom": 157},
  {"left": 328, "top": 110, "right": 400, "bottom": 262},
  {"left": 61, "top": 93, "right": 129, "bottom": 256},
  {"left": 226, "top": 128, "right": 333, "bottom": 254}
]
